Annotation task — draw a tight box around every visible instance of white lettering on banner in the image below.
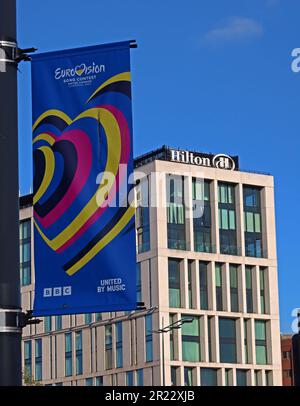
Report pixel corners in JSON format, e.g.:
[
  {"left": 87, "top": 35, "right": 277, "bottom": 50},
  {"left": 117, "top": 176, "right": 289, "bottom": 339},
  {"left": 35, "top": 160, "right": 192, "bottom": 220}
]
[
  {"left": 97, "top": 278, "right": 126, "bottom": 294},
  {"left": 170, "top": 149, "right": 236, "bottom": 171},
  {"left": 43, "top": 286, "right": 72, "bottom": 297}
]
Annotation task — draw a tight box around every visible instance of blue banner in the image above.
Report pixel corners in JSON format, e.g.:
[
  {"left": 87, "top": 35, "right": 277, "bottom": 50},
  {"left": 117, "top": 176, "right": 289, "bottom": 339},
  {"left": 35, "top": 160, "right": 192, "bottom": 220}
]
[{"left": 31, "top": 41, "right": 136, "bottom": 316}]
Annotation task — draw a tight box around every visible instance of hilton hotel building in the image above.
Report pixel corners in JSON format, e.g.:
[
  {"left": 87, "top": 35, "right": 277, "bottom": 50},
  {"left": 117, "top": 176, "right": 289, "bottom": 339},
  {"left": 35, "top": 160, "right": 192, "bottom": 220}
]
[{"left": 20, "top": 146, "right": 282, "bottom": 386}]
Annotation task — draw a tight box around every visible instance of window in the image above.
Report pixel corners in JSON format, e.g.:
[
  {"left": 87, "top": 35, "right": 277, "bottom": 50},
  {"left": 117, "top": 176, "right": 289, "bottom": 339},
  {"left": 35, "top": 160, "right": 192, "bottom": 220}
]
[
  {"left": 145, "top": 314, "right": 153, "bottom": 362},
  {"left": 20, "top": 220, "right": 31, "bottom": 286},
  {"left": 24, "top": 341, "right": 32, "bottom": 379},
  {"left": 219, "top": 318, "right": 237, "bottom": 363},
  {"left": 56, "top": 316, "right": 62, "bottom": 331},
  {"left": 188, "top": 261, "right": 193, "bottom": 308},
  {"left": 105, "top": 325, "right": 113, "bottom": 369},
  {"left": 136, "top": 177, "right": 150, "bottom": 253},
  {"left": 193, "top": 179, "right": 212, "bottom": 253},
  {"left": 169, "top": 314, "right": 176, "bottom": 361},
  {"left": 96, "top": 376, "right": 103, "bottom": 386},
  {"left": 245, "top": 266, "right": 254, "bottom": 313},
  {"left": 236, "top": 369, "right": 248, "bottom": 386},
  {"left": 201, "top": 368, "right": 218, "bottom": 386},
  {"left": 166, "top": 175, "right": 186, "bottom": 250},
  {"left": 283, "top": 351, "right": 291, "bottom": 359},
  {"left": 137, "top": 369, "right": 143, "bottom": 386},
  {"left": 35, "top": 339, "right": 42, "bottom": 381},
  {"left": 225, "top": 369, "right": 230, "bottom": 386},
  {"left": 208, "top": 317, "right": 214, "bottom": 362},
  {"left": 184, "top": 367, "right": 193, "bottom": 386},
  {"left": 255, "top": 321, "right": 268, "bottom": 365},
  {"left": 168, "top": 259, "right": 181, "bottom": 308},
  {"left": 85, "top": 313, "right": 92, "bottom": 324},
  {"left": 254, "top": 370, "right": 260, "bottom": 386},
  {"left": 215, "top": 263, "right": 223, "bottom": 311},
  {"left": 230, "top": 265, "right": 239, "bottom": 312},
  {"left": 182, "top": 316, "right": 200, "bottom": 362},
  {"left": 116, "top": 322, "right": 123, "bottom": 368},
  {"left": 266, "top": 370, "right": 272, "bottom": 386},
  {"left": 244, "top": 186, "right": 263, "bottom": 258},
  {"left": 65, "top": 333, "right": 72, "bottom": 377},
  {"left": 126, "top": 371, "right": 134, "bottom": 386},
  {"left": 76, "top": 331, "right": 83, "bottom": 375},
  {"left": 218, "top": 183, "right": 238, "bottom": 255},
  {"left": 136, "top": 263, "right": 142, "bottom": 303},
  {"left": 95, "top": 313, "right": 102, "bottom": 322},
  {"left": 171, "top": 367, "right": 178, "bottom": 386},
  {"left": 44, "top": 316, "right": 52, "bottom": 333},
  {"left": 244, "top": 320, "right": 249, "bottom": 364},
  {"left": 260, "top": 268, "right": 267, "bottom": 314},
  {"left": 199, "top": 262, "right": 208, "bottom": 310},
  {"left": 85, "top": 378, "right": 93, "bottom": 386}
]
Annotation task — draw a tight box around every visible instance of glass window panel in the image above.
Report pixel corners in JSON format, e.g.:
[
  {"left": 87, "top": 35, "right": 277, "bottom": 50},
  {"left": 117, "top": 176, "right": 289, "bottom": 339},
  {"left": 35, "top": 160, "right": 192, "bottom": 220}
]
[
  {"left": 200, "top": 262, "right": 208, "bottom": 310},
  {"left": 137, "top": 369, "right": 143, "bottom": 386},
  {"left": 126, "top": 371, "right": 134, "bottom": 386},
  {"left": 255, "top": 321, "right": 266, "bottom": 340},
  {"left": 230, "top": 266, "right": 238, "bottom": 288},
  {"left": 228, "top": 185, "right": 234, "bottom": 204},
  {"left": 96, "top": 376, "right": 103, "bottom": 386},
  {"left": 229, "top": 210, "right": 236, "bottom": 230},
  {"left": 219, "top": 318, "right": 237, "bottom": 363},
  {"left": 221, "top": 209, "right": 228, "bottom": 229},
  {"left": 65, "top": 333, "right": 72, "bottom": 353},
  {"left": 254, "top": 213, "right": 261, "bottom": 233},
  {"left": 35, "top": 339, "right": 42, "bottom": 357},
  {"left": 85, "top": 378, "right": 93, "bottom": 386},
  {"left": 182, "top": 317, "right": 200, "bottom": 362},
  {"left": 76, "top": 331, "right": 82, "bottom": 350},
  {"left": 215, "top": 264, "right": 222, "bottom": 287},
  {"left": 220, "top": 185, "right": 226, "bottom": 203},
  {"left": 56, "top": 315, "right": 62, "bottom": 330},
  {"left": 245, "top": 267, "right": 252, "bottom": 289},
  {"left": 246, "top": 212, "right": 254, "bottom": 232},
  {"left": 184, "top": 367, "right": 193, "bottom": 386},
  {"left": 256, "top": 346, "right": 267, "bottom": 365},
  {"left": 236, "top": 370, "right": 248, "bottom": 386},
  {"left": 171, "top": 367, "right": 177, "bottom": 386},
  {"left": 201, "top": 368, "right": 218, "bottom": 386},
  {"left": 23, "top": 243, "right": 31, "bottom": 262}
]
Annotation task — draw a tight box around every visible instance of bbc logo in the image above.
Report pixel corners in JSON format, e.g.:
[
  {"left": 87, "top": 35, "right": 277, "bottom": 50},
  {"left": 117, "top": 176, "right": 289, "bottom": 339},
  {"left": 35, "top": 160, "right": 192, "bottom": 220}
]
[{"left": 43, "top": 286, "right": 72, "bottom": 297}]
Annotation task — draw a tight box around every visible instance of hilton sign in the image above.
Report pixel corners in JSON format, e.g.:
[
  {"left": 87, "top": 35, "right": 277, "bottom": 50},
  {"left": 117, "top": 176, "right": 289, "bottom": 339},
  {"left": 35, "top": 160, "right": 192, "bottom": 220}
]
[{"left": 170, "top": 149, "right": 238, "bottom": 171}]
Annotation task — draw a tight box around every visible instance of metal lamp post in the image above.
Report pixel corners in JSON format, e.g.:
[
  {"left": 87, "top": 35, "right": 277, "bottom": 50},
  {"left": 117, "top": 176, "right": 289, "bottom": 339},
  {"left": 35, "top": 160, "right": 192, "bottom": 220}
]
[{"left": 153, "top": 317, "right": 194, "bottom": 386}]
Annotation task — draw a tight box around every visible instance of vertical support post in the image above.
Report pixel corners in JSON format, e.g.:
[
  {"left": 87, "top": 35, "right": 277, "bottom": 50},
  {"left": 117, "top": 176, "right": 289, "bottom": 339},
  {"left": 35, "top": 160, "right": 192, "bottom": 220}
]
[{"left": 0, "top": 0, "right": 22, "bottom": 386}]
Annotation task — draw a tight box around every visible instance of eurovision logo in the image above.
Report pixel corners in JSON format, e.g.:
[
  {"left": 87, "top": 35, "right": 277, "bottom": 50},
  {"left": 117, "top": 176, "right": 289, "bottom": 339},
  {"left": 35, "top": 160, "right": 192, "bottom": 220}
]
[
  {"left": 54, "top": 62, "right": 106, "bottom": 88},
  {"left": 55, "top": 62, "right": 106, "bottom": 80},
  {"left": 170, "top": 149, "right": 236, "bottom": 171}
]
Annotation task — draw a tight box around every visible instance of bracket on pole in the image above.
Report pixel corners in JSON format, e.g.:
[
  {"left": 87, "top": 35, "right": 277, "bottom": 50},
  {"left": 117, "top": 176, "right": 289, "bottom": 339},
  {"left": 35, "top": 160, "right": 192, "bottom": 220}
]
[
  {"left": 0, "top": 41, "right": 37, "bottom": 67},
  {"left": 0, "top": 40, "right": 18, "bottom": 65},
  {"left": 16, "top": 47, "right": 37, "bottom": 63},
  {"left": 17, "top": 310, "right": 42, "bottom": 328}
]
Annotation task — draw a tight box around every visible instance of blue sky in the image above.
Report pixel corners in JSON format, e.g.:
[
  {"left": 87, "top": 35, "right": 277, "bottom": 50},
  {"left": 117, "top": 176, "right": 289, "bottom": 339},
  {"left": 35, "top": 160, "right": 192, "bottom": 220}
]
[{"left": 17, "top": 0, "right": 300, "bottom": 332}]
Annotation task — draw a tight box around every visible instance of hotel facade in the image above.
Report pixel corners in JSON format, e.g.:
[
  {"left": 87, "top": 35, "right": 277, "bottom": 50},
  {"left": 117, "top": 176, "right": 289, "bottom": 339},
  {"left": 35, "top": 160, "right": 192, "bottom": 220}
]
[{"left": 20, "top": 146, "right": 282, "bottom": 386}]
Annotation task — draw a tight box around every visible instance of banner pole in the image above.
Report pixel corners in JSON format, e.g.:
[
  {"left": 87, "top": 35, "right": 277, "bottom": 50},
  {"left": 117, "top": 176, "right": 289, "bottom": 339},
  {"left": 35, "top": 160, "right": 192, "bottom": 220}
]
[{"left": 0, "top": 0, "right": 22, "bottom": 386}]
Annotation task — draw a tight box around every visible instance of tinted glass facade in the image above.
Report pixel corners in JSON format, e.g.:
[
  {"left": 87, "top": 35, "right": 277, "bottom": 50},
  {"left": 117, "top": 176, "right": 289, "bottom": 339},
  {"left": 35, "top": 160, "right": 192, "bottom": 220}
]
[
  {"left": 167, "top": 175, "right": 186, "bottom": 250},
  {"left": 193, "top": 179, "right": 212, "bottom": 253},
  {"left": 218, "top": 183, "right": 238, "bottom": 255},
  {"left": 243, "top": 186, "right": 263, "bottom": 258}
]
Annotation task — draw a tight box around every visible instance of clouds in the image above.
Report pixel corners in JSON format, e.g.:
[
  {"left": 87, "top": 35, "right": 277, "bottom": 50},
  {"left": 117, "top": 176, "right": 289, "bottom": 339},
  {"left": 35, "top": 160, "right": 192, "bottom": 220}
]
[{"left": 202, "top": 17, "right": 263, "bottom": 45}]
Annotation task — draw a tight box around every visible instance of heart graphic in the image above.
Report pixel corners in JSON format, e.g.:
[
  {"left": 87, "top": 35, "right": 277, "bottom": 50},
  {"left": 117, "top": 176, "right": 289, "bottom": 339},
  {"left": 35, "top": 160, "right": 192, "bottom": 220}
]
[
  {"left": 75, "top": 64, "right": 85, "bottom": 76},
  {"left": 33, "top": 72, "right": 134, "bottom": 275}
]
